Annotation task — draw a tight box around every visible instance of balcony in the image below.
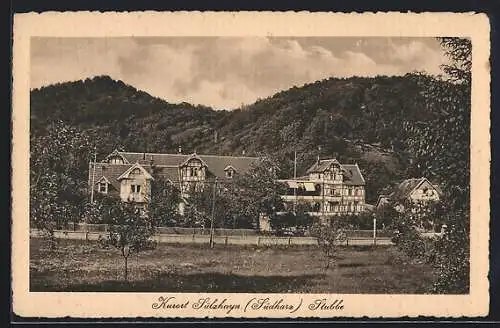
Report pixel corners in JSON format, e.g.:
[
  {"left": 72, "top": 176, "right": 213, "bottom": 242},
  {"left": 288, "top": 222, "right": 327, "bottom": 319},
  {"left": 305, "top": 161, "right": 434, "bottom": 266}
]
[{"left": 281, "top": 194, "right": 342, "bottom": 202}]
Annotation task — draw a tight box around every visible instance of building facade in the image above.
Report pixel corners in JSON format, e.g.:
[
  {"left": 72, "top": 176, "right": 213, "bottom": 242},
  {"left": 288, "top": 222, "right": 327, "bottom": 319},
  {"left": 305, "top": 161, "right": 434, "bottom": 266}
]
[
  {"left": 89, "top": 150, "right": 259, "bottom": 212},
  {"left": 277, "top": 158, "right": 366, "bottom": 217}
]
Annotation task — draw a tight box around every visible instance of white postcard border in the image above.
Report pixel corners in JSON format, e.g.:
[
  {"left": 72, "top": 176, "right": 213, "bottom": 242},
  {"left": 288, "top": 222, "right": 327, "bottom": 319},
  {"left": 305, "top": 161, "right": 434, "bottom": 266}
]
[{"left": 12, "top": 11, "right": 491, "bottom": 318}]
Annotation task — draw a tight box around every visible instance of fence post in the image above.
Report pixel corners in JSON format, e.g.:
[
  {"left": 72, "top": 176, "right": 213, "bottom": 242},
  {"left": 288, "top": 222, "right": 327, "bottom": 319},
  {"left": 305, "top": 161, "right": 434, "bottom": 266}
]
[
  {"left": 105, "top": 224, "right": 108, "bottom": 233},
  {"left": 288, "top": 237, "right": 292, "bottom": 246},
  {"left": 225, "top": 236, "right": 228, "bottom": 246},
  {"left": 257, "top": 236, "right": 260, "bottom": 246}
]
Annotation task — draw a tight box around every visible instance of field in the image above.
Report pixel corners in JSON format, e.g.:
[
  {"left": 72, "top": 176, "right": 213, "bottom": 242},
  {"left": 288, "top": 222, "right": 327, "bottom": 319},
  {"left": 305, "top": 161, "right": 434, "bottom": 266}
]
[{"left": 30, "top": 237, "right": 435, "bottom": 293}]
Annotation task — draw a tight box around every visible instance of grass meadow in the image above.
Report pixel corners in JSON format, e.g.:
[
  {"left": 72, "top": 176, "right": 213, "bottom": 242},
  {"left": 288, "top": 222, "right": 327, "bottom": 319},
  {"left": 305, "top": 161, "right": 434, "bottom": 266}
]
[{"left": 30, "top": 237, "right": 435, "bottom": 293}]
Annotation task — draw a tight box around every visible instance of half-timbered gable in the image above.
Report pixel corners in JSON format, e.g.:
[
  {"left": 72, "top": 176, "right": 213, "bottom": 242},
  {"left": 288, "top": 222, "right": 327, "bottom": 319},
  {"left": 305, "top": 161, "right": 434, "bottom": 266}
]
[{"left": 278, "top": 158, "right": 366, "bottom": 218}]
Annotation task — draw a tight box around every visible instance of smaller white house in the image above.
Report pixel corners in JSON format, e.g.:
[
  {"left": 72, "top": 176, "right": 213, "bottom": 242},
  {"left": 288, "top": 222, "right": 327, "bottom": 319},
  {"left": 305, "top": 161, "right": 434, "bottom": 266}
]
[{"left": 376, "top": 177, "right": 441, "bottom": 211}]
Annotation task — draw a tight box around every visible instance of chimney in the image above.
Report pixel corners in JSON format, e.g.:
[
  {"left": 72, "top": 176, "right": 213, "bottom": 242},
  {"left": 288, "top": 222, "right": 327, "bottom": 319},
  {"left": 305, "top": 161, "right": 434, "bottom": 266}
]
[
  {"left": 142, "top": 152, "right": 146, "bottom": 160},
  {"left": 178, "top": 145, "right": 182, "bottom": 154}
]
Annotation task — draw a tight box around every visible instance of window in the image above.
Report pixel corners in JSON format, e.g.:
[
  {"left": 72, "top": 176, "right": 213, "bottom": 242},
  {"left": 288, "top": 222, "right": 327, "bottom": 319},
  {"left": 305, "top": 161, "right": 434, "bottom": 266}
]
[
  {"left": 131, "top": 184, "right": 141, "bottom": 193},
  {"left": 109, "top": 157, "right": 124, "bottom": 164},
  {"left": 226, "top": 169, "right": 233, "bottom": 178},
  {"left": 98, "top": 182, "right": 108, "bottom": 194},
  {"left": 129, "top": 168, "right": 141, "bottom": 178}
]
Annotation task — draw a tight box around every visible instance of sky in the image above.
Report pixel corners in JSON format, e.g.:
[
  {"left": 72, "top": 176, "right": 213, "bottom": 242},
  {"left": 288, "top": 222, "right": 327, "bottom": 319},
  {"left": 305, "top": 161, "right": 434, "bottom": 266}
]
[{"left": 31, "top": 37, "right": 449, "bottom": 110}]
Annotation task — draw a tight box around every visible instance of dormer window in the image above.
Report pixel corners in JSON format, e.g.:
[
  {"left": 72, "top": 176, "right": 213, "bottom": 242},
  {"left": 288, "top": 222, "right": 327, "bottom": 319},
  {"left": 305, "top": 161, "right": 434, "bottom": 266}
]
[
  {"left": 98, "top": 182, "right": 108, "bottom": 194},
  {"left": 224, "top": 166, "right": 236, "bottom": 179},
  {"left": 95, "top": 176, "right": 110, "bottom": 194}
]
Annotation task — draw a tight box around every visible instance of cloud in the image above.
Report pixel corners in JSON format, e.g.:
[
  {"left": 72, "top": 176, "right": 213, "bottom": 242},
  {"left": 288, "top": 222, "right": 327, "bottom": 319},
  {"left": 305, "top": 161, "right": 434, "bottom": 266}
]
[{"left": 31, "top": 37, "right": 449, "bottom": 109}]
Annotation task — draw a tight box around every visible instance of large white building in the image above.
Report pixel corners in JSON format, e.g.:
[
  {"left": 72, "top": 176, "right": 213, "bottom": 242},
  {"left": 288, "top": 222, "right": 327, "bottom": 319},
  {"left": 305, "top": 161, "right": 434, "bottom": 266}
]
[{"left": 89, "top": 149, "right": 259, "bottom": 212}]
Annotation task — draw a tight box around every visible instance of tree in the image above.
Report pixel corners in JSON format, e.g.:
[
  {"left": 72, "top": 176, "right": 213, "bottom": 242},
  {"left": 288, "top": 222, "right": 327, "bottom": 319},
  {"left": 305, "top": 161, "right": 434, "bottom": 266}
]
[
  {"left": 400, "top": 37, "right": 471, "bottom": 293},
  {"left": 146, "top": 172, "right": 182, "bottom": 227},
  {"left": 225, "top": 154, "right": 286, "bottom": 230},
  {"left": 439, "top": 37, "right": 471, "bottom": 85},
  {"left": 30, "top": 120, "right": 95, "bottom": 239},
  {"left": 310, "top": 219, "right": 347, "bottom": 270},
  {"left": 183, "top": 182, "right": 215, "bottom": 230},
  {"left": 102, "top": 200, "right": 156, "bottom": 281}
]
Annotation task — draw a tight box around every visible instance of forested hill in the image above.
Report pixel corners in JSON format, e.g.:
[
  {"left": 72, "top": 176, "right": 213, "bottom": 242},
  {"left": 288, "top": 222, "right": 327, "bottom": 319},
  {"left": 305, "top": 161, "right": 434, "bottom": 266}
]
[{"left": 30, "top": 74, "right": 447, "bottom": 203}]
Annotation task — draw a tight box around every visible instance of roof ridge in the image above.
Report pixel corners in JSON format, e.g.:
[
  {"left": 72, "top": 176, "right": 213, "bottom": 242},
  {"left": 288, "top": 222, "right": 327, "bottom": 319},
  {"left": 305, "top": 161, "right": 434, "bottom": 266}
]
[
  {"left": 149, "top": 165, "right": 180, "bottom": 168},
  {"left": 120, "top": 151, "right": 187, "bottom": 157},
  {"left": 200, "top": 154, "right": 259, "bottom": 159},
  {"left": 119, "top": 151, "right": 258, "bottom": 159}
]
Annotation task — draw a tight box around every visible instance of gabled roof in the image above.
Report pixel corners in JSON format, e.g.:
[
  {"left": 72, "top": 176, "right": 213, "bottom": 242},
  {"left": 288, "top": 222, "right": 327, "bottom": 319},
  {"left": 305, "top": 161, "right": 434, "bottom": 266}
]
[
  {"left": 179, "top": 153, "right": 208, "bottom": 168},
  {"left": 97, "top": 151, "right": 259, "bottom": 181},
  {"left": 90, "top": 163, "right": 132, "bottom": 191},
  {"left": 91, "top": 163, "right": 180, "bottom": 189},
  {"left": 302, "top": 158, "right": 364, "bottom": 185},
  {"left": 376, "top": 194, "right": 392, "bottom": 207},
  {"left": 306, "top": 159, "right": 346, "bottom": 174},
  {"left": 104, "top": 149, "right": 130, "bottom": 164},
  {"left": 391, "top": 177, "right": 440, "bottom": 201},
  {"left": 117, "top": 163, "right": 154, "bottom": 181},
  {"left": 224, "top": 165, "right": 236, "bottom": 171},
  {"left": 116, "top": 151, "right": 258, "bottom": 180},
  {"left": 95, "top": 176, "right": 111, "bottom": 185}
]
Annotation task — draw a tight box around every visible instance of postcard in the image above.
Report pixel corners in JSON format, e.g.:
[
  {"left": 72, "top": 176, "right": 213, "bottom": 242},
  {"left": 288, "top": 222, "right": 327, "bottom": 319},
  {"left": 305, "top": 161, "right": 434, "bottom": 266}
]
[{"left": 12, "top": 11, "right": 490, "bottom": 318}]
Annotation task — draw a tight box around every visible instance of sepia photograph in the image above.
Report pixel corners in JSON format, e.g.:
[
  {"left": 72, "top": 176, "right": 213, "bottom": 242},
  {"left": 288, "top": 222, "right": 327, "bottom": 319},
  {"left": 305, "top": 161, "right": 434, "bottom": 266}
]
[{"left": 12, "top": 12, "right": 490, "bottom": 318}]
